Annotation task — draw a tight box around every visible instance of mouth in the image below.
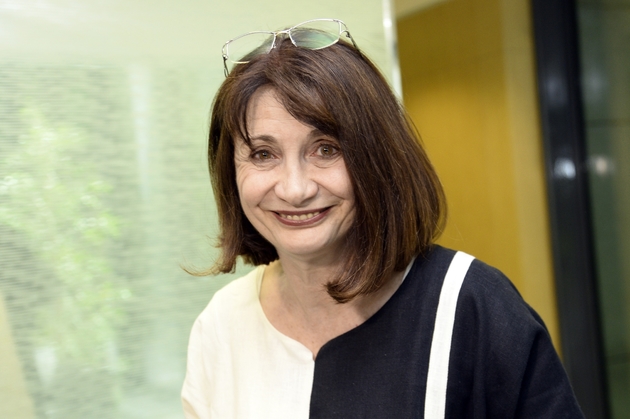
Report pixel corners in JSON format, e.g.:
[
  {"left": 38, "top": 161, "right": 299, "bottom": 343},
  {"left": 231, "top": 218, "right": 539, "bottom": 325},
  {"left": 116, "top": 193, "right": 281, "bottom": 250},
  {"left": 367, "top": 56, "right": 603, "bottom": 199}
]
[
  {"left": 274, "top": 207, "right": 330, "bottom": 225},
  {"left": 279, "top": 211, "right": 321, "bottom": 221}
]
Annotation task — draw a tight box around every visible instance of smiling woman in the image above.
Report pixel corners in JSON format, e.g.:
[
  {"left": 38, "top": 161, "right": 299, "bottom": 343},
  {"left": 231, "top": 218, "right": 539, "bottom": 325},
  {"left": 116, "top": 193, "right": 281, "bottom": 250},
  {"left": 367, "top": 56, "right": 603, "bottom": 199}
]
[
  {"left": 205, "top": 27, "right": 444, "bottom": 304},
  {"left": 182, "top": 19, "right": 584, "bottom": 419}
]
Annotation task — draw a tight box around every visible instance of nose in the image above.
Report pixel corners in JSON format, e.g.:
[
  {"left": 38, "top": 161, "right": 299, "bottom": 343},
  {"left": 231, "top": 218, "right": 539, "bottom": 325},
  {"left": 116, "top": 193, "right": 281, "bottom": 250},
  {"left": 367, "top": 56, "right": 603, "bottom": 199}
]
[{"left": 275, "top": 159, "right": 318, "bottom": 206}]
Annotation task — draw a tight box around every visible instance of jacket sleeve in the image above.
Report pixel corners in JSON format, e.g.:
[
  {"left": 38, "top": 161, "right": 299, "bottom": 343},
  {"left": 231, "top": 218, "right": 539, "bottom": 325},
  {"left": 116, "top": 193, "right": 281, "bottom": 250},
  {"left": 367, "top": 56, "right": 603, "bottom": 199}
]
[{"left": 512, "top": 311, "right": 584, "bottom": 419}]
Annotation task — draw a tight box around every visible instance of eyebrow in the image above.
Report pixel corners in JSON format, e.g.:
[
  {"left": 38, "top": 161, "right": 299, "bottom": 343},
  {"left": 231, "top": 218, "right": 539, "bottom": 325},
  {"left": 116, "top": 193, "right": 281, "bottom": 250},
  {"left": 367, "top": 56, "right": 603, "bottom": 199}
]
[
  {"left": 247, "top": 128, "right": 332, "bottom": 144},
  {"left": 247, "top": 134, "right": 277, "bottom": 144}
]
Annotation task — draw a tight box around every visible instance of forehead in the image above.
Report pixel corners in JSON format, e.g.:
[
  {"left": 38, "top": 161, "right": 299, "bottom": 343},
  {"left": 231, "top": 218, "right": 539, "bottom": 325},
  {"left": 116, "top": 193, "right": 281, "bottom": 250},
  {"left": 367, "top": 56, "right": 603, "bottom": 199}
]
[
  {"left": 245, "top": 87, "right": 316, "bottom": 139},
  {"left": 246, "top": 88, "right": 290, "bottom": 125}
]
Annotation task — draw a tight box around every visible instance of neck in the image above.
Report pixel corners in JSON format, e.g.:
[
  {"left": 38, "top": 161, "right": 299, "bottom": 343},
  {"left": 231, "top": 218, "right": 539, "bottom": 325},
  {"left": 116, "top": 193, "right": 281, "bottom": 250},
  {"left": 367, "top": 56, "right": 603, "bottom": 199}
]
[
  {"left": 260, "top": 257, "right": 407, "bottom": 358},
  {"left": 266, "top": 257, "right": 338, "bottom": 313}
]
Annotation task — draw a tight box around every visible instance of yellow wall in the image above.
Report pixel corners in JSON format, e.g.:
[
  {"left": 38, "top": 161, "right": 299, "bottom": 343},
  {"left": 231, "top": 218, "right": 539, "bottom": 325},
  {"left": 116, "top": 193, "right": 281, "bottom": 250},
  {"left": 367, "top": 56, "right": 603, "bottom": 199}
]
[{"left": 398, "top": 0, "right": 561, "bottom": 348}]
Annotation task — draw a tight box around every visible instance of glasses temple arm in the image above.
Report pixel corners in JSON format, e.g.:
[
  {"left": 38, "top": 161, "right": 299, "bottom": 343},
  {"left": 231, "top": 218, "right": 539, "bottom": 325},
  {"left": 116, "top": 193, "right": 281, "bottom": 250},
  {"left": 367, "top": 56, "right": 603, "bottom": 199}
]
[
  {"left": 342, "top": 30, "right": 360, "bottom": 52},
  {"left": 222, "top": 54, "right": 229, "bottom": 78}
]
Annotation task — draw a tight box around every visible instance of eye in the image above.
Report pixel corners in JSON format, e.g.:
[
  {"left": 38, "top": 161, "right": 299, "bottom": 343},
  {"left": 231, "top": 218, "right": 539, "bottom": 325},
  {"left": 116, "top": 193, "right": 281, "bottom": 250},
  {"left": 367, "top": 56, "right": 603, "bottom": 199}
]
[
  {"left": 251, "top": 149, "right": 273, "bottom": 160},
  {"left": 316, "top": 143, "right": 340, "bottom": 158}
]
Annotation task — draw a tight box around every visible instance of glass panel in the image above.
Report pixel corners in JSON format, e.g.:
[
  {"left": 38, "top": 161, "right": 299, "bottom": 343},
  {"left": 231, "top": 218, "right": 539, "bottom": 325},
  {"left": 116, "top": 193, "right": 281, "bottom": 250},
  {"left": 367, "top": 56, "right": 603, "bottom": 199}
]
[
  {"left": 576, "top": 1, "right": 630, "bottom": 417},
  {"left": 0, "top": 1, "right": 395, "bottom": 417}
]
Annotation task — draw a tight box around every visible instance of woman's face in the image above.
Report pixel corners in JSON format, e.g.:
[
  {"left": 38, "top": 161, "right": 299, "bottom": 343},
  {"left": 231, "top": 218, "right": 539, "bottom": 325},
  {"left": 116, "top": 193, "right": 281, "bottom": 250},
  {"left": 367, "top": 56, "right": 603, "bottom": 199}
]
[{"left": 234, "top": 87, "right": 355, "bottom": 263}]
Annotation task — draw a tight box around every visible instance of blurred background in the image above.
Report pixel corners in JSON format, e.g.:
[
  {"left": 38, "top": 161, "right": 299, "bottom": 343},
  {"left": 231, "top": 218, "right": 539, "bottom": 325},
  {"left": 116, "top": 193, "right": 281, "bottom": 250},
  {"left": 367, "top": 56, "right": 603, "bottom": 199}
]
[{"left": 0, "top": 0, "right": 627, "bottom": 418}]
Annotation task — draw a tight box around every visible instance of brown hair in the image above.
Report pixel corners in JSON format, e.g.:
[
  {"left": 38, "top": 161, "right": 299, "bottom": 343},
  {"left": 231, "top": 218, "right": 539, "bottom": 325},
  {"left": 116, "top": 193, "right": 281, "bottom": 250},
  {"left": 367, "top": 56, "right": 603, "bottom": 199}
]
[{"left": 205, "top": 37, "right": 446, "bottom": 303}]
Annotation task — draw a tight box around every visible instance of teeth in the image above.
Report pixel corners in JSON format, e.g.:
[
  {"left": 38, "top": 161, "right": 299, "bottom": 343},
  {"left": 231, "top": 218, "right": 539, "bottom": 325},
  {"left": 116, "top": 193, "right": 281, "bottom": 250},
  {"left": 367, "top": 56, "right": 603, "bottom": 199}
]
[{"left": 280, "top": 211, "right": 320, "bottom": 221}]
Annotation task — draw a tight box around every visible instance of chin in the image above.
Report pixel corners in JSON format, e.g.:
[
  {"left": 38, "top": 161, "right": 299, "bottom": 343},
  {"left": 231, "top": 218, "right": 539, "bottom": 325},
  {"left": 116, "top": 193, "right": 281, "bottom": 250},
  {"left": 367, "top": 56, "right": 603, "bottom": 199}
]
[{"left": 277, "top": 240, "right": 347, "bottom": 261}]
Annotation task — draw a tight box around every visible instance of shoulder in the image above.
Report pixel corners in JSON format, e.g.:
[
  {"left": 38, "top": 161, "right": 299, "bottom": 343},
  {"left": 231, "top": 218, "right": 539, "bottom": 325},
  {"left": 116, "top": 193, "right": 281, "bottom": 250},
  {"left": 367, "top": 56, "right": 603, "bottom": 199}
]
[
  {"left": 433, "top": 250, "right": 549, "bottom": 352},
  {"left": 192, "top": 266, "right": 263, "bottom": 341},
  {"left": 409, "top": 245, "right": 541, "bottom": 330},
  {"left": 420, "top": 245, "right": 540, "bottom": 322},
  {"left": 463, "top": 257, "right": 533, "bottom": 314},
  {"left": 458, "top": 255, "right": 548, "bottom": 340},
  {"left": 438, "top": 249, "right": 584, "bottom": 418},
  {"left": 182, "top": 266, "right": 265, "bottom": 418}
]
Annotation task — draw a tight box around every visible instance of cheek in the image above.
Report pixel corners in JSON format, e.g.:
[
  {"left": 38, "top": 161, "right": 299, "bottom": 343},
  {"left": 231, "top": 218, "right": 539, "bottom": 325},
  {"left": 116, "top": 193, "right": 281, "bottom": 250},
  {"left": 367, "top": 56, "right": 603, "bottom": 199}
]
[
  {"left": 327, "top": 165, "right": 355, "bottom": 201},
  {"left": 235, "top": 170, "right": 253, "bottom": 206},
  {"left": 235, "top": 166, "right": 271, "bottom": 208}
]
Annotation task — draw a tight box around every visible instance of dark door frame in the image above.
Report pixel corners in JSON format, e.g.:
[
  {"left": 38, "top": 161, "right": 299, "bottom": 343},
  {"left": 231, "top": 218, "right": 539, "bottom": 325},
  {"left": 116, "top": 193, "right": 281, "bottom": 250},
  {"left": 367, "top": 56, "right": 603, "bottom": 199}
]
[{"left": 531, "top": 0, "right": 609, "bottom": 417}]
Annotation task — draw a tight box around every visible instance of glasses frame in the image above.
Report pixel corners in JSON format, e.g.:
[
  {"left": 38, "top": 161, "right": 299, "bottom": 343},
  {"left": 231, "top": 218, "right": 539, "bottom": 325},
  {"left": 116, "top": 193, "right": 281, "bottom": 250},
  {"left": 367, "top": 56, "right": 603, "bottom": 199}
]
[{"left": 221, "top": 18, "right": 359, "bottom": 77}]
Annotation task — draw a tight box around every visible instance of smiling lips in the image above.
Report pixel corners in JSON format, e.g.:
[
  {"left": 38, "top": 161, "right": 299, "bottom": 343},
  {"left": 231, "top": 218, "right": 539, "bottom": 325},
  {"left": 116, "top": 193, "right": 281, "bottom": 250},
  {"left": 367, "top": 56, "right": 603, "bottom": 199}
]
[
  {"left": 275, "top": 208, "right": 330, "bottom": 225},
  {"left": 280, "top": 211, "right": 320, "bottom": 221}
]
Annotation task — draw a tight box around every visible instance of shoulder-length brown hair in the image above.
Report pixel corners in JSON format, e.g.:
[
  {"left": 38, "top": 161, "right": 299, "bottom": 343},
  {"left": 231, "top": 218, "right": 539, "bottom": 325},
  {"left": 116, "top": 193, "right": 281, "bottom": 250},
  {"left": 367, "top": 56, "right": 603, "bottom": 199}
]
[{"left": 205, "top": 37, "right": 446, "bottom": 303}]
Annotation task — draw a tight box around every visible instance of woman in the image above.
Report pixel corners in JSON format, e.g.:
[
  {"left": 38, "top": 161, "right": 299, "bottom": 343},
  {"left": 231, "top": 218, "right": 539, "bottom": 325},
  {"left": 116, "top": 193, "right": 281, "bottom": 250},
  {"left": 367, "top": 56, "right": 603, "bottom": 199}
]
[{"left": 182, "top": 19, "right": 584, "bottom": 419}]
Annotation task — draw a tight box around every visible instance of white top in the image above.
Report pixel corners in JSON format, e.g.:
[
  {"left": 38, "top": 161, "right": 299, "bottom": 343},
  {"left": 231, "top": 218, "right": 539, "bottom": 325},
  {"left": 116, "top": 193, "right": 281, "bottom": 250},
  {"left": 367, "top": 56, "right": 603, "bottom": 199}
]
[{"left": 181, "top": 266, "right": 315, "bottom": 419}]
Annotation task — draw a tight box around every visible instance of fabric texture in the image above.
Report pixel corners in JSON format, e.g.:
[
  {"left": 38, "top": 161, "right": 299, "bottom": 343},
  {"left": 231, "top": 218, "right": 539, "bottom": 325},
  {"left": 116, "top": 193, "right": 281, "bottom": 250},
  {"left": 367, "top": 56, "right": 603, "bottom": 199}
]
[
  {"left": 424, "top": 251, "right": 475, "bottom": 419},
  {"left": 182, "top": 245, "right": 584, "bottom": 419}
]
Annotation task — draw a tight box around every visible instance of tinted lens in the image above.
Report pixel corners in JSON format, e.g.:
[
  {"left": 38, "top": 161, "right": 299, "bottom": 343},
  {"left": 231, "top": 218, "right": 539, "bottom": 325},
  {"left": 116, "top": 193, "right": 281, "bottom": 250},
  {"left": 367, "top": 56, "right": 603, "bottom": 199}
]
[
  {"left": 290, "top": 19, "right": 341, "bottom": 49},
  {"left": 226, "top": 32, "right": 275, "bottom": 64}
]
